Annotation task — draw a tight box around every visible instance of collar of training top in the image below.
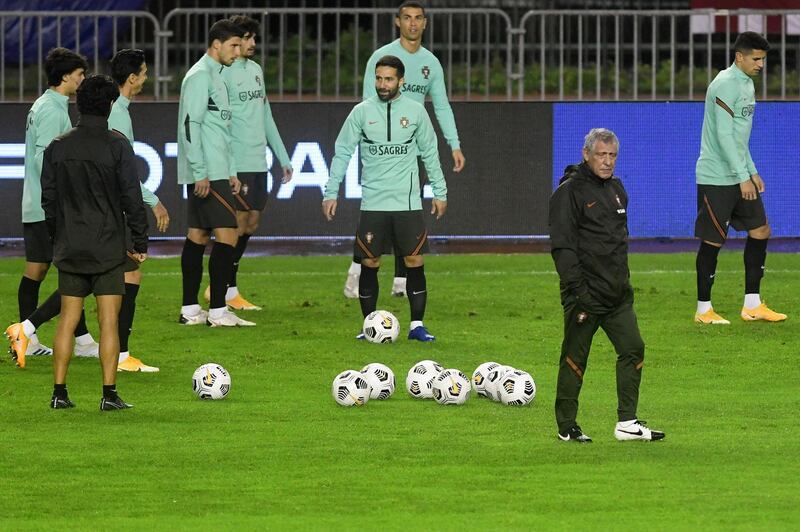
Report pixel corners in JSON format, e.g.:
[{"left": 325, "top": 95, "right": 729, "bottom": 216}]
[{"left": 578, "top": 161, "right": 614, "bottom": 185}]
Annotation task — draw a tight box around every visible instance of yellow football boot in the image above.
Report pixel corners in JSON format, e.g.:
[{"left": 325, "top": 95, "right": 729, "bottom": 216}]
[
  {"left": 5, "top": 323, "right": 29, "bottom": 368},
  {"left": 694, "top": 309, "right": 730, "bottom": 325},
  {"left": 117, "top": 355, "right": 160, "bottom": 373},
  {"left": 741, "top": 303, "right": 787, "bottom": 322}
]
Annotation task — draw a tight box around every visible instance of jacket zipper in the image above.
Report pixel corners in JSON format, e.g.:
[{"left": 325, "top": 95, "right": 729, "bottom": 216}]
[
  {"left": 386, "top": 101, "right": 391, "bottom": 142},
  {"left": 408, "top": 172, "right": 413, "bottom": 210}
]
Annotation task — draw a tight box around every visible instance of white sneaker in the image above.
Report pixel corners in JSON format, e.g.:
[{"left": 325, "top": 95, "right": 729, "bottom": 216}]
[
  {"left": 26, "top": 342, "right": 53, "bottom": 357},
  {"left": 206, "top": 310, "right": 256, "bottom": 327},
  {"left": 391, "top": 277, "right": 407, "bottom": 297},
  {"left": 343, "top": 272, "right": 359, "bottom": 299},
  {"left": 179, "top": 309, "right": 208, "bottom": 325},
  {"left": 614, "top": 419, "right": 665, "bottom": 441},
  {"left": 74, "top": 341, "right": 100, "bottom": 358}
]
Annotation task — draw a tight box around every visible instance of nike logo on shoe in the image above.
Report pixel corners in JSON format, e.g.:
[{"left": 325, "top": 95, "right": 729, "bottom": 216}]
[
  {"left": 616, "top": 428, "right": 643, "bottom": 436},
  {"left": 586, "top": 201, "right": 597, "bottom": 208}
]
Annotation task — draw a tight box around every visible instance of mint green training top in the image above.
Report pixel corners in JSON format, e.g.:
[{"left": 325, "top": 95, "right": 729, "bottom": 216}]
[
  {"left": 363, "top": 39, "right": 461, "bottom": 150},
  {"left": 108, "top": 95, "right": 159, "bottom": 207},
  {"left": 22, "top": 89, "right": 72, "bottom": 223},
  {"left": 177, "top": 54, "right": 236, "bottom": 185},
  {"left": 222, "top": 58, "right": 292, "bottom": 173},
  {"left": 324, "top": 94, "right": 446, "bottom": 211},
  {"left": 696, "top": 63, "right": 758, "bottom": 186}
]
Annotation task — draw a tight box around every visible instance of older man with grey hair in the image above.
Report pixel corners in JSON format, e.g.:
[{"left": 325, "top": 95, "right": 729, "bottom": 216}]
[{"left": 548, "top": 128, "right": 665, "bottom": 443}]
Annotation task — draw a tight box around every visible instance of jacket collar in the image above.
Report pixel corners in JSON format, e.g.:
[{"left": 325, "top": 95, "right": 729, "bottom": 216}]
[
  {"left": 730, "top": 62, "right": 750, "bottom": 80},
  {"left": 77, "top": 114, "right": 109, "bottom": 129},
  {"left": 577, "top": 161, "right": 612, "bottom": 185}
]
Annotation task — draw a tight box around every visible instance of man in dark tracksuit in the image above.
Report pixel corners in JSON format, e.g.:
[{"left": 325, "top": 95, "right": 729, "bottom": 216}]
[
  {"left": 41, "top": 75, "right": 149, "bottom": 411},
  {"left": 549, "top": 128, "right": 664, "bottom": 443}
]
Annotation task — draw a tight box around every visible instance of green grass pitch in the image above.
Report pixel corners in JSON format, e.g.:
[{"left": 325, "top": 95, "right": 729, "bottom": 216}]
[{"left": 1, "top": 252, "right": 798, "bottom": 529}]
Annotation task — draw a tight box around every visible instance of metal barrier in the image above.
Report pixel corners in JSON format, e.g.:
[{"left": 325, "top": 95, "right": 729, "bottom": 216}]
[
  {"left": 515, "top": 8, "right": 800, "bottom": 100},
  {"left": 160, "top": 7, "right": 514, "bottom": 100},
  {"left": 0, "top": 10, "right": 162, "bottom": 101}
]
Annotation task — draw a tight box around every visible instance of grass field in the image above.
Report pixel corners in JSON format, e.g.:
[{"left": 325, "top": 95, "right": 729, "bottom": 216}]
[{"left": 1, "top": 252, "right": 798, "bottom": 530}]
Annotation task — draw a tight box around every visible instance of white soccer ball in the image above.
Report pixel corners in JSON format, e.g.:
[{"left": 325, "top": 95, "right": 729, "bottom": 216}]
[
  {"left": 332, "top": 369, "right": 371, "bottom": 406},
  {"left": 361, "top": 362, "right": 396, "bottom": 400},
  {"left": 405, "top": 359, "right": 443, "bottom": 399},
  {"left": 432, "top": 368, "right": 472, "bottom": 405},
  {"left": 472, "top": 361, "right": 501, "bottom": 397},
  {"left": 497, "top": 370, "right": 537, "bottom": 406},
  {"left": 484, "top": 365, "right": 514, "bottom": 401},
  {"left": 362, "top": 310, "right": 400, "bottom": 344},
  {"left": 192, "top": 363, "right": 231, "bottom": 400}
]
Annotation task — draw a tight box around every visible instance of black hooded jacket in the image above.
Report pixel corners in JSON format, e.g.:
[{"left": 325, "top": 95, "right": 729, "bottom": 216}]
[
  {"left": 41, "top": 114, "right": 148, "bottom": 274},
  {"left": 549, "top": 161, "right": 633, "bottom": 312}
]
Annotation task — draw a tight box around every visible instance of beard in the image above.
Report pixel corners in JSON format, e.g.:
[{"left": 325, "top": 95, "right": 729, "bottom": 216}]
[{"left": 377, "top": 87, "right": 399, "bottom": 101}]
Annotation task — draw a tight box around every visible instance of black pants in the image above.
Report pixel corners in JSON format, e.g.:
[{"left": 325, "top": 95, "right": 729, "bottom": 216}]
[{"left": 555, "top": 299, "right": 645, "bottom": 433}]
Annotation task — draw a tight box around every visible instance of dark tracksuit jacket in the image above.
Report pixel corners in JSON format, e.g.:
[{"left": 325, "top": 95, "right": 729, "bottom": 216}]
[
  {"left": 548, "top": 162, "right": 644, "bottom": 431},
  {"left": 41, "top": 114, "right": 148, "bottom": 275}
]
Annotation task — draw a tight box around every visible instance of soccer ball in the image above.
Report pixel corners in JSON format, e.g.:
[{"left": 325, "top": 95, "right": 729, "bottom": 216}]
[
  {"left": 432, "top": 368, "right": 471, "bottom": 405},
  {"left": 192, "top": 363, "right": 231, "bottom": 400},
  {"left": 472, "top": 361, "right": 500, "bottom": 397},
  {"left": 405, "top": 359, "right": 443, "bottom": 399},
  {"left": 362, "top": 310, "right": 400, "bottom": 344},
  {"left": 361, "top": 362, "right": 396, "bottom": 400},
  {"left": 332, "top": 369, "right": 371, "bottom": 406},
  {"left": 484, "top": 365, "right": 514, "bottom": 401},
  {"left": 497, "top": 370, "right": 537, "bottom": 406}
]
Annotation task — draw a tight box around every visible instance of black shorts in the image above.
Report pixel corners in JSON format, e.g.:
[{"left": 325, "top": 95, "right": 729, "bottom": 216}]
[
  {"left": 354, "top": 210, "right": 428, "bottom": 260},
  {"left": 233, "top": 172, "right": 268, "bottom": 212},
  {"left": 23, "top": 221, "right": 53, "bottom": 263},
  {"left": 187, "top": 180, "right": 238, "bottom": 230},
  {"left": 58, "top": 263, "right": 125, "bottom": 297},
  {"left": 695, "top": 184, "right": 767, "bottom": 244}
]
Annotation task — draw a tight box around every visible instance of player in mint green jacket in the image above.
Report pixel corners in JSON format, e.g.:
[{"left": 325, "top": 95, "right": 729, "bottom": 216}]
[
  {"left": 344, "top": 1, "right": 465, "bottom": 300},
  {"left": 323, "top": 55, "right": 447, "bottom": 342},
  {"left": 216, "top": 15, "right": 294, "bottom": 312},
  {"left": 693, "top": 32, "right": 786, "bottom": 325}
]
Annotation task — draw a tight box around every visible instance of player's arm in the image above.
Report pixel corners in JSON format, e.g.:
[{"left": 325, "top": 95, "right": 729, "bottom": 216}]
[
  {"left": 263, "top": 96, "right": 292, "bottom": 182},
  {"left": 361, "top": 51, "right": 380, "bottom": 100},
  {"left": 323, "top": 106, "right": 363, "bottom": 220},
  {"left": 40, "top": 144, "right": 58, "bottom": 240},
  {"left": 33, "top": 105, "right": 67, "bottom": 182},
  {"left": 181, "top": 73, "right": 210, "bottom": 184},
  {"left": 711, "top": 82, "right": 751, "bottom": 185},
  {"left": 427, "top": 59, "right": 464, "bottom": 172},
  {"left": 415, "top": 108, "right": 447, "bottom": 218},
  {"left": 117, "top": 141, "right": 149, "bottom": 254}
]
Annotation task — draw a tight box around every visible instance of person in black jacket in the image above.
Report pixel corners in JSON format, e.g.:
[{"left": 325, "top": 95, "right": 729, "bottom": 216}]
[
  {"left": 549, "top": 128, "right": 664, "bottom": 443},
  {"left": 41, "top": 75, "right": 149, "bottom": 411}
]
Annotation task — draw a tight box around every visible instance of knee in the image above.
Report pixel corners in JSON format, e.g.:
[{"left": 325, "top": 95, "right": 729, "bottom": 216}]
[
  {"left": 749, "top": 224, "right": 770, "bottom": 239},
  {"left": 187, "top": 229, "right": 210, "bottom": 246},
  {"left": 403, "top": 255, "right": 424, "bottom": 268},
  {"left": 124, "top": 270, "right": 142, "bottom": 285},
  {"left": 24, "top": 262, "right": 50, "bottom": 281},
  {"left": 215, "top": 228, "right": 238, "bottom": 246},
  {"left": 362, "top": 257, "right": 381, "bottom": 268},
  {"left": 246, "top": 213, "right": 260, "bottom": 234}
]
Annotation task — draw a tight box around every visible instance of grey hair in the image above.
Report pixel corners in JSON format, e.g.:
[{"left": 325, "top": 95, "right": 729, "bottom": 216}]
[{"left": 583, "top": 128, "right": 619, "bottom": 153}]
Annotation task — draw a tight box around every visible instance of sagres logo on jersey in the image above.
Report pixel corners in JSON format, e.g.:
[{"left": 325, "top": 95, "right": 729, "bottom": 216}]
[
  {"left": 400, "top": 116, "right": 409, "bottom": 128},
  {"left": 369, "top": 145, "right": 410, "bottom": 156},
  {"left": 421, "top": 65, "right": 430, "bottom": 79}
]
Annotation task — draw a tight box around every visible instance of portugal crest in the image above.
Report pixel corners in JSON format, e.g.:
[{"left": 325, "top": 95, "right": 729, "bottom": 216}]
[
  {"left": 365, "top": 232, "right": 374, "bottom": 244},
  {"left": 421, "top": 65, "right": 430, "bottom": 79},
  {"left": 400, "top": 116, "right": 410, "bottom": 128},
  {"left": 255, "top": 75, "right": 262, "bottom": 86}
]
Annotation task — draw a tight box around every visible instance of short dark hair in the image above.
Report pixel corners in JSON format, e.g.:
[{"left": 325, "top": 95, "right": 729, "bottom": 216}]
[
  {"left": 110, "top": 49, "right": 146, "bottom": 86},
  {"left": 44, "top": 47, "right": 88, "bottom": 87},
  {"left": 397, "top": 1, "right": 426, "bottom": 18},
  {"left": 208, "top": 19, "right": 245, "bottom": 47},
  {"left": 229, "top": 15, "right": 260, "bottom": 38},
  {"left": 734, "top": 32, "right": 770, "bottom": 54},
  {"left": 76, "top": 75, "right": 119, "bottom": 118},
  {"left": 375, "top": 55, "right": 405, "bottom": 79}
]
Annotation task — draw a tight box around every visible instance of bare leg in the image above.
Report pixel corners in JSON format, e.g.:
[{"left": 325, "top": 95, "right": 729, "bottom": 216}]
[
  {"left": 96, "top": 295, "right": 122, "bottom": 385},
  {"left": 53, "top": 295, "right": 83, "bottom": 384}
]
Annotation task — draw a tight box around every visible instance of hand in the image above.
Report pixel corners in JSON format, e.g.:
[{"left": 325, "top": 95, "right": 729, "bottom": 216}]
[
  {"left": 452, "top": 149, "right": 465, "bottom": 173},
  {"left": 431, "top": 199, "right": 447, "bottom": 219},
  {"left": 151, "top": 202, "right": 170, "bottom": 233},
  {"left": 740, "top": 179, "right": 757, "bottom": 200},
  {"left": 322, "top": 199, "right": 337, "bottom": 221},
  {"left": 229, "top": 175, "right": 242, "bottom": 194},
  {"left": 281, "top": 166, "right": 293, "bottom": 184},
  {"left": 750, "top": 173, "right": 765, "bottom": 194},
  {"left": 128, "top": 251, "right": 147, "bottom": 264},
  {"left": 194, "top": 178, "right": 210, "bottom": 198}
]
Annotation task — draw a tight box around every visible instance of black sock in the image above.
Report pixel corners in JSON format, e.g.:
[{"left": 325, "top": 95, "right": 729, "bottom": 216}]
[
  {"left": 181, "top": 238, "right": 206, "bottom": 306},
  {"left": 352, "top": 254, "right": 362, "bottom": 265},
  {"left": 103, "top": 384, "right": 117, "bottom": 399},
  {"left": 53, "top": 383, "right": 68, "bottom": 399},
  {"left": 18, "top": 276, "right": 42, "bottom": 321},
  {"left": 75, "top": 309, "right": 89, "bottom": 337},
  {"left": 231, "top": 233, "right": 251, "bottom": 289},
  {"left": 744, "top": 237, "right": 768, "bottom": 294},
  {"left": 406, "top": 265, "right": 427, "bottom": 321},
  {"left": 359, "top": 265, "right": 379, "bottom": 318},
  {"left": 696, "top": 241, "right": 721, "bottom": 301},
  {"left": 394, "top": 254, "right": 407, "bottom": 278},
  {"left": 29, "top": 290, "right": 60, "bottom": 329},
  {"left": 118, "top": 283, "right": 139, "bottom": 353},
  {"left": 209, "top": 242, "right": 235, "bottom": 310}
]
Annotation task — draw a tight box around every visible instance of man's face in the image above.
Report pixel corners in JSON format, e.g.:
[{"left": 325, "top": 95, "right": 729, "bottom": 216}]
[
  {"left": 129, "top": 62, "right": 148, "bottom": 96},
  {"left": 216, "top": 36, "right": 242, "bottom": 66},
  {"left": 582, "top": 140, "right": 618, "bottom": 179},
  {"left": 62, "top": 68, "right": 85, "bottom": 95},
  {"left": 736, "top": 49, "right": 767, "bottom": 77},
  {"left": 241, "top": 32, "right": 256, "bottom": 58},
  {"left": 395, "top": 7, "right": 426, "bottom": 42},
  {"left": 375, "top": 66, "right": 402, "bottom": 101}
]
